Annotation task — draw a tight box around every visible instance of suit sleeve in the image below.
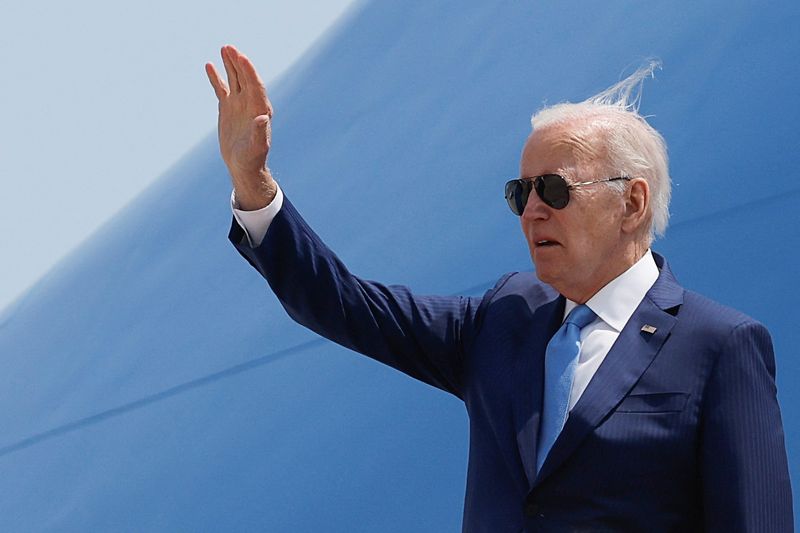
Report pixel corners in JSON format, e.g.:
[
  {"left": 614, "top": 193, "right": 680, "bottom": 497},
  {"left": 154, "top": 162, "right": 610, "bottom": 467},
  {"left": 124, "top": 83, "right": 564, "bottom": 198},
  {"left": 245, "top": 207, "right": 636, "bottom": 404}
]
[
  {"left": 700, "top": 320, "right": 794, "bottom": 532},
  {"left": 229, "top": 195, "right": 488, "bottom": 399}
]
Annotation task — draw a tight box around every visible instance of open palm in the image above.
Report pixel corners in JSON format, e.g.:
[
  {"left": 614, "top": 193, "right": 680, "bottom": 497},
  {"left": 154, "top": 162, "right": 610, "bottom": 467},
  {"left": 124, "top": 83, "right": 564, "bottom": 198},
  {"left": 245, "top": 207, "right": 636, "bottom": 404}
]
[{"left": 206, "top": 45, "right": 276, "bottom": 210}]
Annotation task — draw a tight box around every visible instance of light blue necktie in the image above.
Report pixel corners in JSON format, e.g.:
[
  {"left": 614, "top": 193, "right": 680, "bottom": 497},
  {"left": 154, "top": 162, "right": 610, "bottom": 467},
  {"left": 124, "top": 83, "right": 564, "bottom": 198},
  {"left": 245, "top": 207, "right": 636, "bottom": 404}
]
[{"left": 536, "top": 304, "right": 597, "bottom": 473}]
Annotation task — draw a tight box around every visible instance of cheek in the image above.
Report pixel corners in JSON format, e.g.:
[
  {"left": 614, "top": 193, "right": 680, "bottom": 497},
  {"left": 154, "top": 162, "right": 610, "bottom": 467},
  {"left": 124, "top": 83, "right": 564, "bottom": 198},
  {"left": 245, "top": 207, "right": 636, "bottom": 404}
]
[
  {"left": 578, "top": 198, "right": 623, "bottom": 240},
  {"left": 520, "top": 218, "right": 535, "bottom": 243}
]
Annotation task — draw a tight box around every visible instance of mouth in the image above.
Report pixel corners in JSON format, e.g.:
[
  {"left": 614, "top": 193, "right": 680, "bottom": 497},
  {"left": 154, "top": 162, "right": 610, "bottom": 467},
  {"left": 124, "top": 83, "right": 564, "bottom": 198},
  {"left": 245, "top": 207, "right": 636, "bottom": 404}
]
[{"left": 534, "top": 240, "right": 561, "bottom": 248}]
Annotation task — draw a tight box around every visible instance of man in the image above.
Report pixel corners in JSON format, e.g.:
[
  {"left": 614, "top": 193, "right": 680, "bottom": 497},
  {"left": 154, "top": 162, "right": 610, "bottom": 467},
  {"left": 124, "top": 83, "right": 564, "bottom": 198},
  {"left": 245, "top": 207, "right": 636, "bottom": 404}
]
[{"left": 206, "top": 45, "right": 793, "bottom": 531}]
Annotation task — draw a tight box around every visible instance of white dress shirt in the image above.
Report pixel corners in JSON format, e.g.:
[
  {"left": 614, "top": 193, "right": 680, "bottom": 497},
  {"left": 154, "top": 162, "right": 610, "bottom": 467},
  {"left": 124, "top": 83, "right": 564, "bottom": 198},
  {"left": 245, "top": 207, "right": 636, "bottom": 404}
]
[
  {"left": 231, "top": 184, "right": 660, "bottom": 411},
  {"left": 231, "top": 186, "right": 284, "bottom": 248},
  {"left": 562, "top": 251, "right": 659, "bottom": 410}
]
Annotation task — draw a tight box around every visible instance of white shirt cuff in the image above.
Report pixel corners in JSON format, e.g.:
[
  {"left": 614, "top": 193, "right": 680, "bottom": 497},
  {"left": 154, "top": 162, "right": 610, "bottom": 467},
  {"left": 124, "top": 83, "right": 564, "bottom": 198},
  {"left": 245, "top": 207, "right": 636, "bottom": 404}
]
[{"left": 231, "top": 185, "right": 284, "bottom": 248}]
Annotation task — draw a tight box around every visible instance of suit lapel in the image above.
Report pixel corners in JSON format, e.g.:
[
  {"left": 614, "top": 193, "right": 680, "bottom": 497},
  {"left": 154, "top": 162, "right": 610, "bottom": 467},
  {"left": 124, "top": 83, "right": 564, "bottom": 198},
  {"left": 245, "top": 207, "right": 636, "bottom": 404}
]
[
  {"left": 533, "top": 255, "right": 684, "bottom": 486},
  {"left": 514, "top": 295, "right": 564, "bottom": 490}
]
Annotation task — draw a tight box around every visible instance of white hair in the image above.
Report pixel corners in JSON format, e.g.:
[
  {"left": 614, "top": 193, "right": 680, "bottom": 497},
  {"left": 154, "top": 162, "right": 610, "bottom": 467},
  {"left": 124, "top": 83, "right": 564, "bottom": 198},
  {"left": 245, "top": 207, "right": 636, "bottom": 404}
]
[{"left": 530, "top": 60, "right": 671, "bottom": 242}]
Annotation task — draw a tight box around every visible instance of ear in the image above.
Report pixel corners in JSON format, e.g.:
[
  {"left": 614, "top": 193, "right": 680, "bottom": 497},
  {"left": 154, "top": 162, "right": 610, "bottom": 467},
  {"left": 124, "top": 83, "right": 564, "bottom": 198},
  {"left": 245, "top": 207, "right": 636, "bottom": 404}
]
[{"left": 621, "top": 178, "right": 649, "bottom": 235}]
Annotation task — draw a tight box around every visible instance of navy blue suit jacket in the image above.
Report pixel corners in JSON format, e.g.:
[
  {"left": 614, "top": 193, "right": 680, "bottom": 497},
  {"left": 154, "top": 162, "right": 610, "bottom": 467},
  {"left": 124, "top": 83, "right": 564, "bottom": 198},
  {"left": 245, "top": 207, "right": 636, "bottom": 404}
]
[{"left": 230, "top": 196, "right": 793, "bottom": 532}]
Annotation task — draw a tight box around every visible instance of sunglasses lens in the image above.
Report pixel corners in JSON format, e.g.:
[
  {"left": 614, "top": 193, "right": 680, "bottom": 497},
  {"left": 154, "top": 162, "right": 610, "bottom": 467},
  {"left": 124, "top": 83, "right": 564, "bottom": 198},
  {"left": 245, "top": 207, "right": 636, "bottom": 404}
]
[
  {"left": 505, "top": 179, "right": 529, "bottom": 215},
  {"left": 505, "top": 175, "right": 571, "bottom": 215},
  {"left": 537, "top": 174, "right": 570, "bottom": 209}
]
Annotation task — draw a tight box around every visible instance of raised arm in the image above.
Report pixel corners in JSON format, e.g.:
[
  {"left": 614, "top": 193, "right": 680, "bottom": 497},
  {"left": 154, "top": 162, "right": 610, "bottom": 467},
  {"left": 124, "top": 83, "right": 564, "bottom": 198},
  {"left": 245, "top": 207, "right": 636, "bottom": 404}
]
[
  {"left": 210, "top": 46, "right": 485, "bottom": 398},
  {"left": 206, "top": 45, "right": 277, "bottom": 210}
]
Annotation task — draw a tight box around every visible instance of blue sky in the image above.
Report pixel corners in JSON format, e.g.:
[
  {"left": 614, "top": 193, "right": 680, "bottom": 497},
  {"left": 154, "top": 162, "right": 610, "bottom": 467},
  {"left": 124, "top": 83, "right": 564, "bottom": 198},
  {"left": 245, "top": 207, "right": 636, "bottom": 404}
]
[{"left": 0, "top": 0, "right": 356, "bottom": 311}]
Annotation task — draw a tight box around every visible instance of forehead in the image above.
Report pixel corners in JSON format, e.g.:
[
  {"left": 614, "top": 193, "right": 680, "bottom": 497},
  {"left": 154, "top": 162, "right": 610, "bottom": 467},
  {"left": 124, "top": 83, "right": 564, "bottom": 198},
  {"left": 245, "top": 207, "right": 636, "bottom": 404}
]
[{"left": 520, "top": 123, "right": 607, "bottom": 177}]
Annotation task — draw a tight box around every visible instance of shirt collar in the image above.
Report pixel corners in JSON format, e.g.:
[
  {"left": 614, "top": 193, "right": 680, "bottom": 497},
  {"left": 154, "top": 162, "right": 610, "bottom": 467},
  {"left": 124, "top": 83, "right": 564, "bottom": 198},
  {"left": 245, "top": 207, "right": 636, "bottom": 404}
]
[{"left": 563, "top": 249, "right": 659, "bottom": 331}]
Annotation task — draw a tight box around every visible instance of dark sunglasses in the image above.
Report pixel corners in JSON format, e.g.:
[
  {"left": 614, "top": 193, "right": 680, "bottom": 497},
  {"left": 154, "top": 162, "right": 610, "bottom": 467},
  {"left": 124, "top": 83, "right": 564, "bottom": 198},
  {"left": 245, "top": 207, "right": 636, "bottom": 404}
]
[{"left": 504, "top": 174, "right": 631, "bottom": 215}]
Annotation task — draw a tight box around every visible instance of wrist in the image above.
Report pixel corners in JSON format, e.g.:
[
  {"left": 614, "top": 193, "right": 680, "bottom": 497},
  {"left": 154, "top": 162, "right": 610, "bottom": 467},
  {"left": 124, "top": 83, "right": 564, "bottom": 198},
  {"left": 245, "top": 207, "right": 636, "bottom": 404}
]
[{"left": 233, "top": 168, "right": 276, "bottom": 211}]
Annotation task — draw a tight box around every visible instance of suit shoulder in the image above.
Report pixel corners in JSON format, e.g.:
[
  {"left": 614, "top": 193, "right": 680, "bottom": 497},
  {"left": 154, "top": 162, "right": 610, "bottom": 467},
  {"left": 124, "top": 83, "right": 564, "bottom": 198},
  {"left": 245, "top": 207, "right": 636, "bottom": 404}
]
[
  {"left": 466, "top": 272, "right": 559, "bottom": 346},
  {"left": 681, "top": 290, "right": 765, "bottom": 328},
  {"left": 677, "top": 290, "right": 772, "bottom": 350},
  {"left": 482, "top": 271, "right": 558, "bottom": 307}
]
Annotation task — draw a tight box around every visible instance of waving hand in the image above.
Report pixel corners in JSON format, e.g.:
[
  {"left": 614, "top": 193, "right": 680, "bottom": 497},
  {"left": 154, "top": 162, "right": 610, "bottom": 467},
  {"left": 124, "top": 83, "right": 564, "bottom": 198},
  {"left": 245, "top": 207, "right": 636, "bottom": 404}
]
[{"left": 206, "top": 45, "right": 276, "bottom": 210}]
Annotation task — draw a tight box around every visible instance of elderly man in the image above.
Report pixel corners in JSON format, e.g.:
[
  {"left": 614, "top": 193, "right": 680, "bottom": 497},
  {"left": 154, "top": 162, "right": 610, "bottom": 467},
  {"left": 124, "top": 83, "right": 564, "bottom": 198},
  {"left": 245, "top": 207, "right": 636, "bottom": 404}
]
[{"left": 206, "top": 45, "right": 793, "bottom": 531}]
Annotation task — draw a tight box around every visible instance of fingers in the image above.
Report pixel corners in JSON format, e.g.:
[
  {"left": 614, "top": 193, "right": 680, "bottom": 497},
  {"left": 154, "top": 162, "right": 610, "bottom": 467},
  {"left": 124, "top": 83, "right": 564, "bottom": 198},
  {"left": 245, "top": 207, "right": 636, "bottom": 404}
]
[
  {"left": 235, "top": 50, "right": 260, "bottom": 90},
  {"left": 209, "top": 45, "right": 274, "bottom": 118},
  {"left": 221, "top": 45, "right": 241, "bottom": 94},
  {"left": 236, "top": 50, "right": 273, "bottom": 117},
  {"left": 205, "top": 62, "right": 229, "bottom": 100},
  {"left": 234, "top": 49, "right": 250, "bottom": 92}
]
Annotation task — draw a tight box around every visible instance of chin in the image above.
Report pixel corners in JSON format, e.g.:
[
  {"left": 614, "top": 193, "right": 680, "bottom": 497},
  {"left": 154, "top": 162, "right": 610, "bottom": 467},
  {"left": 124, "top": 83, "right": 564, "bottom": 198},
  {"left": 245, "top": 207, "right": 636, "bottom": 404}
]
[
  {"left": 536, "top": 271, "right": 558, "bottom": 288},
  {"left": 531, "top": 259, "right": 554, "bottom": 285},
  {"left": 531, "top": 261, "right": 567, "bottom": 294}
]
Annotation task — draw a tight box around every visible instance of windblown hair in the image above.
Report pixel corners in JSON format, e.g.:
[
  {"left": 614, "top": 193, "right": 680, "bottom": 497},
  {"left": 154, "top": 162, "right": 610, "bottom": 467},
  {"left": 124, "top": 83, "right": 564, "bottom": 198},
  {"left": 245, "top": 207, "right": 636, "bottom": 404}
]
[{"left": 531, "top": 61, "right": 671, "bottom": 242}]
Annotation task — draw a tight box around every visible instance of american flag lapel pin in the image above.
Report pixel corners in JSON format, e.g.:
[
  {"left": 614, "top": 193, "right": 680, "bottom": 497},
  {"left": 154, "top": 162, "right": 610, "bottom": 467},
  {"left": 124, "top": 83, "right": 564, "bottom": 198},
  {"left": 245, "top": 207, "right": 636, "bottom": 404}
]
[{"left": 641, "top": 324, "right": 657, "bottom": 334}]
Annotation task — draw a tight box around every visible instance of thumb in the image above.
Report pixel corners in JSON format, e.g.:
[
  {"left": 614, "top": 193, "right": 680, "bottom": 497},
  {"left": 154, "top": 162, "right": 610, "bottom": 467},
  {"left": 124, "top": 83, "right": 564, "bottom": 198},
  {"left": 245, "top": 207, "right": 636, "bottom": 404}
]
[
  {"left": 251, "top": 114, "right": 272, "bottom": 151},
  {"left": 254, "top": 114, "right": 271, "bottom": 128}
]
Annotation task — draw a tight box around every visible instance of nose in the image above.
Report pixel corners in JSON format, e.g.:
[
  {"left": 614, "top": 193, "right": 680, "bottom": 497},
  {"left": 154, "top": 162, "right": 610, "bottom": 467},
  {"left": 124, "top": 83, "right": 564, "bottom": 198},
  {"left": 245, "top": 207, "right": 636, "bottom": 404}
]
[{"left": 521, "top": 189, "right": 550, "bottom": 222}]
